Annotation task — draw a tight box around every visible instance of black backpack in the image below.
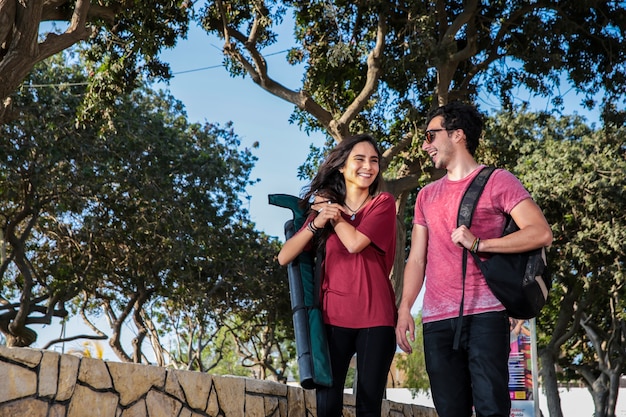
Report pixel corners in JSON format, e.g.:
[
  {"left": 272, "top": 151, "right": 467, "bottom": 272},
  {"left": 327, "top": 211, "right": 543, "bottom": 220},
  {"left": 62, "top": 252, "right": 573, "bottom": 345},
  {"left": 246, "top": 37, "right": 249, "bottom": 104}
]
[{"left": 457, "top": 167, "right": 551, "bottom": 322}]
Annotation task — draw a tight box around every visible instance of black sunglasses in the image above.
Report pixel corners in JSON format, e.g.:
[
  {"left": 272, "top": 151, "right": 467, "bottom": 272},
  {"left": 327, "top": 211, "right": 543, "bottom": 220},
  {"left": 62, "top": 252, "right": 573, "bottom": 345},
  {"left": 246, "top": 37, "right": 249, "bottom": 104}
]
[{"left": 424, "top": 129, "right": 452, "bottom": 144}]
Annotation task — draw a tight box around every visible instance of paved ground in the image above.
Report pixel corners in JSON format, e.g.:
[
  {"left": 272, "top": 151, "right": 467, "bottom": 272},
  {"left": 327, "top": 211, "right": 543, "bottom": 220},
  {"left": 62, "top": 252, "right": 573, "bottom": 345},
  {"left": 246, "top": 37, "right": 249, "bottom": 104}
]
[{"left": 384, "top": 387, "right": 626, "bottom": 417}]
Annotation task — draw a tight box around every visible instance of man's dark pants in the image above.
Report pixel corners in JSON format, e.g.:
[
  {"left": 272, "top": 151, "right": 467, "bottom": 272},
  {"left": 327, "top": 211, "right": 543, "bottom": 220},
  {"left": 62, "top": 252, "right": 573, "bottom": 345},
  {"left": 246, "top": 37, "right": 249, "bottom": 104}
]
[{"left": 423, "top": 311, "right": 511, "bottom": 417}]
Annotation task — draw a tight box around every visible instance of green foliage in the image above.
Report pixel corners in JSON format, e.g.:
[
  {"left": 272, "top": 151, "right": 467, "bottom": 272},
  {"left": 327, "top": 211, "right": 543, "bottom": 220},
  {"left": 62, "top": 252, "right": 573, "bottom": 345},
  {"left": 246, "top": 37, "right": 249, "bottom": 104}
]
[
  {"left": 202, "top": 0, "right": 626, "bottom": 143},
  {"left": 0, "top": 52, "right": 294, "bottom": 373},
  {"left": 345, "top": 366, "right": 356, "bottom": 389},
  {"left": 484, "top": 107, "right": 626, "bottom": 415},
  {"left": 76, "top": 0, "right": 192, "bottom": 129},
  {"left": 0, "top": 53, "right": 101, "bottom": 345},
  {"left": 201, "top": 327, "right": 253, "bottom": 377}
]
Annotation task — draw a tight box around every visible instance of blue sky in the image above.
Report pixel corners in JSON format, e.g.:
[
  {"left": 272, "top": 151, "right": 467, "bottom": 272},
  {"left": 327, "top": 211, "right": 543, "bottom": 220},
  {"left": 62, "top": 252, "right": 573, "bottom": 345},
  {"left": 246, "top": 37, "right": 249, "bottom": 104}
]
[{"left": 155, "top": 23, "right": 327, "bottom": 240}]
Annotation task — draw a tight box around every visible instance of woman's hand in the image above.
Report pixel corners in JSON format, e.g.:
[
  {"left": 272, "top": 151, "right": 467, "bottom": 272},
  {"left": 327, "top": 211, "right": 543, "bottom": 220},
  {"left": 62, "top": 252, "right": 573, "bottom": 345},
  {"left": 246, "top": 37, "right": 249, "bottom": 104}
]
[{"left": 311, "top": 198, "right": 345, "bottom": 227}]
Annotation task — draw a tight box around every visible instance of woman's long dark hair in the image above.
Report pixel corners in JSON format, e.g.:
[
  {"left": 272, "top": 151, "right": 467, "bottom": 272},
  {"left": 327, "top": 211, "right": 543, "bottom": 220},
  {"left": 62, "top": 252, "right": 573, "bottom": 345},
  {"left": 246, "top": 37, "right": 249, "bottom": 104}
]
[{"left": 299, "top": 133, "right": 383, "bottom": 246}]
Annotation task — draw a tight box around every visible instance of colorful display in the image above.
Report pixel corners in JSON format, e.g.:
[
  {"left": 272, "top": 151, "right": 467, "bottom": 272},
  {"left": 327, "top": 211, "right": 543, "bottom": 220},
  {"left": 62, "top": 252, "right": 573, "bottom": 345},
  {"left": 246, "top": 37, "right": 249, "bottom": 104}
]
[{"left": 509, "top": 319, "right": 540, "bottom": 417}]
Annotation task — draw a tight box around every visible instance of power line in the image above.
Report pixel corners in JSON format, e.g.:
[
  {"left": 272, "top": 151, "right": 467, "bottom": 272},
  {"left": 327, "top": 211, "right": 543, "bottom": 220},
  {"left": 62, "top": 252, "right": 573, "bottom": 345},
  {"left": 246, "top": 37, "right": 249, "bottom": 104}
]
[
  {"left": 173, "top": 63, "right": 224, "bottom": 75},
  {"left": 23, "top": 82, "right": 88, "bottom": 88},
  {"left": 172, "top": 48, "right": 290, "bottom": 75},
  {"left": 21, "top": 48, "right": 292, "bottom": 88}
]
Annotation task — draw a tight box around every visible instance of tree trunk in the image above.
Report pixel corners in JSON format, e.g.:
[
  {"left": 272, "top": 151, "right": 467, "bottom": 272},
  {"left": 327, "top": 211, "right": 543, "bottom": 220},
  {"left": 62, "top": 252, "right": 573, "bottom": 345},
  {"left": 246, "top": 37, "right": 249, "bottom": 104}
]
[
  {"left": 0, "top": 0, "right": 92, "bottom": 124},
  {"left": 538, "top": 348, "right": 564, "bottom": 417},
  {"left": 392, "top": 190, "right": 409, "bottom": 306},
  {"left": 606, "top": 371, "right": 621, "bottom": 417},
  {"left": 589, "top": 373, "right": 609, "bottom": 417}
]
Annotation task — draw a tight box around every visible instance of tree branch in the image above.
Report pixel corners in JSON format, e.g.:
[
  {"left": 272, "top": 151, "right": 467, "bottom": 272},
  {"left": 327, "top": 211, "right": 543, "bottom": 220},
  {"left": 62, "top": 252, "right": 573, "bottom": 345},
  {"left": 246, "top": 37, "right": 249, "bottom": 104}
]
[
  {"left": 216, "top": 0, "right": 335, "bottom": 136},
  {"left": 42, "top": 333, "right": 107, "bottom": 350},
  {"left": 331, "top": 12, "right": 387, "bottom": 140}
]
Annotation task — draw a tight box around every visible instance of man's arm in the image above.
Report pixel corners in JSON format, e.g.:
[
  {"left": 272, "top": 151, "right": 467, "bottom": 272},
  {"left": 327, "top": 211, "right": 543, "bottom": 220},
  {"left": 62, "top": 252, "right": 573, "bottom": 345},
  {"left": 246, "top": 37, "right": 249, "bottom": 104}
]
[
  {"left": 396, "top": 224, "right": 428, "bottom": 354},
  {"left": 452, "top": 198, "right": 553, "bottom": 254}
]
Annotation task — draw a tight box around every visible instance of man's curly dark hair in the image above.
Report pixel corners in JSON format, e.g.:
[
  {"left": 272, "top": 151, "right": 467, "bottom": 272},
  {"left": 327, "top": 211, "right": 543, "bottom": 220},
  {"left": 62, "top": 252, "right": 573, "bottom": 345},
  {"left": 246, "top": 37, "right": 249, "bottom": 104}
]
[{"left": 427, "top": 101, "right": 484, "bottom": 156}]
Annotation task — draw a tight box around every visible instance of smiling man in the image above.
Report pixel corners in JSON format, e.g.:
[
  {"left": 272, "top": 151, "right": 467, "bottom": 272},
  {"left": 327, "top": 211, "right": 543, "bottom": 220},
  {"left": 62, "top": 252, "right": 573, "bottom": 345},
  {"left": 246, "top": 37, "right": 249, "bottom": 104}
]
[{"left": 395, "top": 102, "right": 553, "bottom": 417}]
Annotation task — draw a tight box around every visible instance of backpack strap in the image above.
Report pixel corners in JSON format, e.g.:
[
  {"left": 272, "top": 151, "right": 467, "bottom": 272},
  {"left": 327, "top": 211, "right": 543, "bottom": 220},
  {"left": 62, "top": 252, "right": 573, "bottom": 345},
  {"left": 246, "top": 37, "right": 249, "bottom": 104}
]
[
  {"left": 457, "top": 167, "right": 497, "bottom": 228},
  {"left": 453, "top": 166, "right": 497, "bottom": 350}
]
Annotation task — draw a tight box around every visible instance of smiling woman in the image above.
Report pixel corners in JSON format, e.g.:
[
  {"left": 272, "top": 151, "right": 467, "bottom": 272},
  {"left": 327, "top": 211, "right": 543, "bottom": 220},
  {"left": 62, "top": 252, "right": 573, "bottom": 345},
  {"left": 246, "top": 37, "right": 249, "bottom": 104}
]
[{"left": 277, "top": 133, "right": 398, "bottom": 416}]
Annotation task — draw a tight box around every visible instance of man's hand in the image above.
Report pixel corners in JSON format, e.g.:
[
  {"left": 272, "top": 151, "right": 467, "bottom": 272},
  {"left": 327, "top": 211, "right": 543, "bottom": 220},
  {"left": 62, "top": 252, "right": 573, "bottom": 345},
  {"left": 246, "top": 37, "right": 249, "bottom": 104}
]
[
  {"left": 451, "top": 224, "right": 476, "bottom": 250},
  {"left": 395, "top": 309, "right": 416, "bottom": 354}
]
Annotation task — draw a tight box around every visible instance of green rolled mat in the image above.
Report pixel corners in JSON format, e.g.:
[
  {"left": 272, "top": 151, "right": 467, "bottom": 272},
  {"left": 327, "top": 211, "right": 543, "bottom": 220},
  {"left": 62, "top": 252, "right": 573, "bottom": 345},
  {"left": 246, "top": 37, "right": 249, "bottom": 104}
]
[{"left": 268, "top": 194, "right": 332, "bottom": 389}]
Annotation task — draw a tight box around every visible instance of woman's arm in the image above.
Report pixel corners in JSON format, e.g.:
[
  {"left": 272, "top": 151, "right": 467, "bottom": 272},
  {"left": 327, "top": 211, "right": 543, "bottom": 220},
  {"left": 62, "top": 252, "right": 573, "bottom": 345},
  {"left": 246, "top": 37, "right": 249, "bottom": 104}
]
[
  {"left": 276, "top": 218, "right": 317, "bottom": 266},
  {"left": 277, "top": 197, "right": 333, "bottom": 265},
  {"left": 332, "top": 217, "right": 372, "bottom": 253}
]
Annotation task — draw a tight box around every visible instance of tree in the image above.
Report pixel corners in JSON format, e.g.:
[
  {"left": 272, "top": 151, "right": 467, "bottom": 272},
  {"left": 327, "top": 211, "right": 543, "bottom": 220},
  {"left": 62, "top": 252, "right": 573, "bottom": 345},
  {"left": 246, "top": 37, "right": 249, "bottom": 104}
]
[
  {"left": 0, "top": 52, "right": 103, "bottom": 347},
  {"left": 1, "top": 53, "right": 292, "bottom": 371},
  {"left": 201, "top": 0, "right": 626, "bottom": 169},
  {"left": 60, "top": 92, "right": 289, "bottom": 364},
  {"left": 0, "top": 0, "right": 190, "bottom": 125},
  {"left": 221, "top": 235, "right": 295, "bottom": 382},
  {"left": 531, "top": 128, "right": 626, "bottom": 417},
  {"left": 160, "top": 231, "right": 295, "bottom": 380},
  {"left": 483, "top": 108, "right": 626, "bottom": 417}
]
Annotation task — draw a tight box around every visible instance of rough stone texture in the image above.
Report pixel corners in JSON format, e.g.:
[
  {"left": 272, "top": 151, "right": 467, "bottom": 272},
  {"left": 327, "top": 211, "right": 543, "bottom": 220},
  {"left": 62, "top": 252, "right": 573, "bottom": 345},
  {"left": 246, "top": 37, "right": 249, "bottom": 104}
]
[
  {"left": 79, "top": 356, "right": 113, "bottom": 390},
  {"left": 57, "top": 353, "right": 80, "bottom": 402},
  {"left": 0, "top": 345, "right": 438, "bottom": 416},
  {"left": 0, "top": 362, "right": 37, "bottom": 401},
  {"left": 39, "top": 351, "right": 60, "bottom": 398}
]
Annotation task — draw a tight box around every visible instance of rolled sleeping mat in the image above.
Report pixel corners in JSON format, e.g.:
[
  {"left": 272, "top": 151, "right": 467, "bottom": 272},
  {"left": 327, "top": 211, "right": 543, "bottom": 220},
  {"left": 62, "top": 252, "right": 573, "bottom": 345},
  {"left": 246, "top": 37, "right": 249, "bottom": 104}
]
[{"left": 268, "top": 194, "right": 332, "bottom": 389}]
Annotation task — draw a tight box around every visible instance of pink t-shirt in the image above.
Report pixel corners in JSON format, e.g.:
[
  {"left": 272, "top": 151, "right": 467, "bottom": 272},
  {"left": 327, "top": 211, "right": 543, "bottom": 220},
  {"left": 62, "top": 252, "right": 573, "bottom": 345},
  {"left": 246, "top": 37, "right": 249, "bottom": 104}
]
[
  {"left": 321, "top": 192, "right": 397, "bottom": 328},
  {"left": 414, "top": 167, "right": 531, "bottom": 323}
]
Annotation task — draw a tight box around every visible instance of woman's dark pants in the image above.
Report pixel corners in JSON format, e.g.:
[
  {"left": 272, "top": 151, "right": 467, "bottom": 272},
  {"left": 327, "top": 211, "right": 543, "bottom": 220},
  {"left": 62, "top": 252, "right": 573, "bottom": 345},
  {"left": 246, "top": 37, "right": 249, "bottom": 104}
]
[{"left": 316, "top": 325, "right": 396, "bottom": 417}]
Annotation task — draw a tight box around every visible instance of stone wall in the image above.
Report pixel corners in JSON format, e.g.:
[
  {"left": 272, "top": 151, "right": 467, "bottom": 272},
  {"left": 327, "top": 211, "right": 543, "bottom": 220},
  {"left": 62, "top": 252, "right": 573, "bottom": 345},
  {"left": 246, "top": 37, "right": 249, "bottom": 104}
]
[{"left": 0, "top": 346, "right": 437, "bottom": 416}]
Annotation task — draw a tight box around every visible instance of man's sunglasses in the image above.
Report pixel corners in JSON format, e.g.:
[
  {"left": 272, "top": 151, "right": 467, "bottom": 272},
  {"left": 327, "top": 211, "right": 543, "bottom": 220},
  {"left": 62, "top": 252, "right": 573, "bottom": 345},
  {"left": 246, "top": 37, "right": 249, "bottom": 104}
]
[{"left": 424, "top": 128, "right": 452, "bottom": 144}]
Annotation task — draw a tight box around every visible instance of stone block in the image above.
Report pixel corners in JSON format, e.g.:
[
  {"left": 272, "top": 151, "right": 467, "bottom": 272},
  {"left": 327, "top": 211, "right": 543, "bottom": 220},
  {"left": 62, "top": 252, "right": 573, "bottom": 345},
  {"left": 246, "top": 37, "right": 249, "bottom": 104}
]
[
  {"left": 57, "top": 352, "right": 80, "bottom": 402},
  {"left": 79, "top": 356, "right": 113, "bottom": 390},
  {"left": 246, "top": 378, "right": 288, "bottom": 397},
  {"left": 244, "top": 394, "right": 264, "bottom": 417},
  {"left": 174, "top": 368, "right": 212, "bottom": 411},
  {"left": 39, "top": 351, "right": 60, "bottom": 398},
  {"left": 206, "top": 383, "right": 220, "bottom": 416},
  {"left": 164, "top": 369, "right": 186, "bottom": 402},
  {"left": 0, "top": 397, "right": 49, "bottom": 416},
  {"left": 212, "top": 375, "right": 245, "bottom": 417},
  {"left": 108, "top": 361, "right": 166, "bottom": 406},
  {"left": 120, "top": 398, "right": 148, "bottom": 417},
  {"left": 263, "top": 395, "right": 281, "bottom": 415},
  {"left": 0, "top": 362, "right": 37, "bottom": 401},
  {"left": 49, "top": 403, "right": 67, "bottom": 417},
  {"left": 67, "top": 384, "right": 118, "bottom": 417},
  {"left": 145, "top": 389, "right": 182, "bottom": 417},
  {"left": 0, "top": 345, "right": 42, "bottom": 368},
  {"left": 287, "top": 385, "right": 305, "bottom": 416}
]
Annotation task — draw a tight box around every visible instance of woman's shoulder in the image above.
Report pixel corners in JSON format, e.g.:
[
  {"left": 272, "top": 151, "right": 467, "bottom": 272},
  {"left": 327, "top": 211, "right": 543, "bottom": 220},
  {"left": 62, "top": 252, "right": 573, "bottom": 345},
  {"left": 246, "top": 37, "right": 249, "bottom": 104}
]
[
  {"left": 371, "top": 192, "right": 396, "bottom": 212},
  {"left": 374, "top": 191, "right": 395, "bottom": 203}
]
